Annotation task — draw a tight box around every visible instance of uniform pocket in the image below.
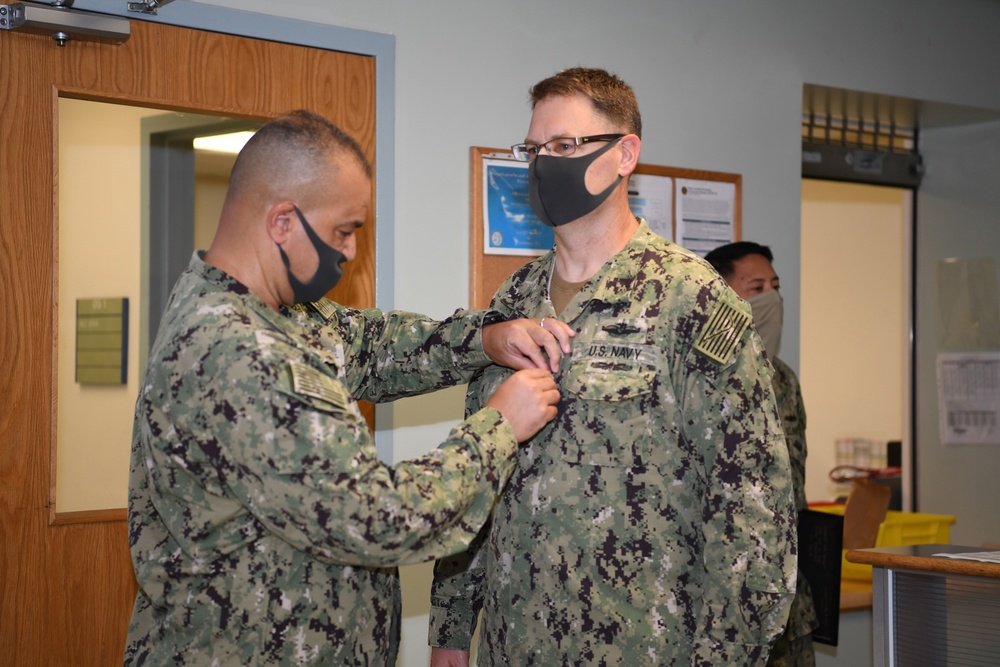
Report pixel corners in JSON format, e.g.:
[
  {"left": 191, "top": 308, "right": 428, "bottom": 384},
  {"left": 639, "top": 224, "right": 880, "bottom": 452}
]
[{"left": 558, "top": 334, "right": 656, "bottom": 467}]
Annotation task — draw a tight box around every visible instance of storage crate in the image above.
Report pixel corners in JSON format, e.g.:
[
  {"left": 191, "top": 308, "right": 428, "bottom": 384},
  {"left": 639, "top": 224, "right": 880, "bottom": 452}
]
[{"left": 811, "top": 505, "right": 957, "bottom": 581}]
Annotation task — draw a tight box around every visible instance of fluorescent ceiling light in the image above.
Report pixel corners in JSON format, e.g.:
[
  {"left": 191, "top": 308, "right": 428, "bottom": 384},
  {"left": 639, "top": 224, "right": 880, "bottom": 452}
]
[{"left": 193, "top": 131, "right": 255, "bottom": 154}]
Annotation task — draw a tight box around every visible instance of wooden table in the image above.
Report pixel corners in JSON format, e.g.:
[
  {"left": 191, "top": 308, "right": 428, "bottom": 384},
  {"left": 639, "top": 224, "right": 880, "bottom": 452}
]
[{"left": 845, "top": 544, "right": 1000, "bottom": 666}]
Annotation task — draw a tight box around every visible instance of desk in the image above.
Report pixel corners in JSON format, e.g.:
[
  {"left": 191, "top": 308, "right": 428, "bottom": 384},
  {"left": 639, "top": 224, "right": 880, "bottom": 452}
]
[{"left": 846, "top": 545, "right": 1000, "bottom": 666}]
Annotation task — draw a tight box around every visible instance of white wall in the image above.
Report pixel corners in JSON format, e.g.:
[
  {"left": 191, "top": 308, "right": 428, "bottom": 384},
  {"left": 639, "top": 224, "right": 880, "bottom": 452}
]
[{"left": 180, "top": 2, "right": 1000, "bottom": 664}]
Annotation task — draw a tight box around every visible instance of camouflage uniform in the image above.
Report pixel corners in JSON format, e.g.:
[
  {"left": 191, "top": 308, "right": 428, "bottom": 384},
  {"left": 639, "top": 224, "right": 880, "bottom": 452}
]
[
  {"left": 126, "top": 252, "right": 517, "bottom": 666},
  {"left": 429, "top": 221, "right": 796, "bottom": 666},
  {"left": 766, "top": 358, "right": 819, "bottom": 667}
]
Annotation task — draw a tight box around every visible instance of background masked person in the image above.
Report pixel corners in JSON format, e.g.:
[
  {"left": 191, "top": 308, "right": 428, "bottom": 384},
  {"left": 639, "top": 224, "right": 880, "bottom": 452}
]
[{"left": 706, "top": 240, "right": 819, "bottom": 667}]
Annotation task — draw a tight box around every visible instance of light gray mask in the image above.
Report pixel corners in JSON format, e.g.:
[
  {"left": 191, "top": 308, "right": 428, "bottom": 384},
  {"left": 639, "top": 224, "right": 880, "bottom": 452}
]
[{"left": 747, "top": 288, "right": 783, "bottom": 360}]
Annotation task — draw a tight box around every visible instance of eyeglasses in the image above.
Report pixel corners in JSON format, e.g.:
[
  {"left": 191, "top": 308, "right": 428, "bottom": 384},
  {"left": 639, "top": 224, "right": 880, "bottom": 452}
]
[{"left": 510, "top": 134, "right": 624, "bottom": 162}]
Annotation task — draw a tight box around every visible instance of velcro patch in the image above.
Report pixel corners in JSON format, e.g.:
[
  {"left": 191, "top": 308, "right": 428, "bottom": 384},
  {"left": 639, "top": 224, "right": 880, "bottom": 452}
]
[
  {"left": 289, "top": 361, "right": 350, "bottom": 409},
  {"left": 306, "top": 298, "right": 338, "bottom": 322},
  {"left": 694, "top": 301, "right": 752, "bottom": 364}
]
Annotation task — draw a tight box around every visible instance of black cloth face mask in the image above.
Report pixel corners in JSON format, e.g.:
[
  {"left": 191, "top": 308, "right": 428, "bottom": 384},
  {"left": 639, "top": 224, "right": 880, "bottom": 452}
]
[
  {"left": 278, "top": 205, "right": 348, "bottom": 304},
  {"left": 528, "top": 138, "right": 623, "bottom": 227}
]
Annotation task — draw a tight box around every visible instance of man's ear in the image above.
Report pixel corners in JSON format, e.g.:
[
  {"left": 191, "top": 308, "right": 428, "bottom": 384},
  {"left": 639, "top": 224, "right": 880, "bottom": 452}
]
[
  {"left": 617, "top": 134, "right": 641, "bottom": 176},
  {"left": 266, "top": 201, "right": 298, "bottom": 244}
]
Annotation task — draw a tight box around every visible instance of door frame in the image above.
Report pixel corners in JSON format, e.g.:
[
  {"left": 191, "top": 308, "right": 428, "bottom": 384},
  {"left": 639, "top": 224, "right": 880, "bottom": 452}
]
[
  {"left": 73, "top": 0, "right": 399, "bottom": 459},
  {"left": 144, "top": 114, "right": 262, "bottom": 353}
]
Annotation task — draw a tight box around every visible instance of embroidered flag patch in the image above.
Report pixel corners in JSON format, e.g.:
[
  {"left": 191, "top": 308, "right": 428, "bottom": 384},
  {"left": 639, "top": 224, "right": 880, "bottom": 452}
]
[
  {"left": 289, "top": 361, "right": 350, "bottom": 409},
  {"left": 306, "top": 298, "right": 337, "bottom": 322},
  {"left": 694, "top": 301, "right": 752, "bottom": 364}
]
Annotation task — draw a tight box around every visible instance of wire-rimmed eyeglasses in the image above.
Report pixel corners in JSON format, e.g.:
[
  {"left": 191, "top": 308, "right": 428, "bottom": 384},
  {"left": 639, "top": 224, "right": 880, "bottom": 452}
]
[{"left": 510, "top": 134, "right": 624, "bottom": 162}]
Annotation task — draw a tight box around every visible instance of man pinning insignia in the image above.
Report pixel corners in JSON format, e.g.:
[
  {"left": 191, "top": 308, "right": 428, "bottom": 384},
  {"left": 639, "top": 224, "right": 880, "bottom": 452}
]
[{"left": 125, "top": 110, "right": 573, "bottom": 666}]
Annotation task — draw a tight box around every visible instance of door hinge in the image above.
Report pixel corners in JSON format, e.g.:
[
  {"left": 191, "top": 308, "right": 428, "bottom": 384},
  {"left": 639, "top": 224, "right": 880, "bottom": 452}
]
[
  {"left": 0, "top": 1, "right": 130, "bottom": 46},
  {"left": 126, "top": 0, "right": 175, "bottom": 15}
]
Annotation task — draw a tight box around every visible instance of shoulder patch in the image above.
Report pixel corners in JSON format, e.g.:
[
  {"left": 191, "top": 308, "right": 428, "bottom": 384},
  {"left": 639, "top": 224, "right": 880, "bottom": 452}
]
[
  {"left": 290, "top": 299, "right": 338, "bottom": 322},
  {"left": 307, "top": 298, "right": 338, "bottom": 322},
  {"left": 694, "top": 300, "right": 752, "bottom": 364},
  {"left": 288, "top": 361, "right": 350, "bottom": 409}
]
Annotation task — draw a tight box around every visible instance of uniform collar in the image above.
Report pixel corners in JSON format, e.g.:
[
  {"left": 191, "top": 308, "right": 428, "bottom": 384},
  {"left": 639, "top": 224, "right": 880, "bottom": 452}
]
[
  {"left": 190, "top": 250, "right": 296, "bottom": 333},
  {"left": 192, "top": 250, "right": 251, "bottom": 296},
  {"left": 555, "top": 219, "right": 655, "bottom": 321},
  {"left": 493, "top": 219, "right": 657, "bottom": 322}
]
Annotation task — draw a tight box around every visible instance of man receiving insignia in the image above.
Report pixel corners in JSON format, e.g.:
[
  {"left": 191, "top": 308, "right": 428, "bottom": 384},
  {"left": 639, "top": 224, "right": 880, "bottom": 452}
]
[
  {"left": 429, "top": 68, "right": 796, "bottom": 666},
  {"left": 125, "top": 110, "right": 572, "bottom": 665}
]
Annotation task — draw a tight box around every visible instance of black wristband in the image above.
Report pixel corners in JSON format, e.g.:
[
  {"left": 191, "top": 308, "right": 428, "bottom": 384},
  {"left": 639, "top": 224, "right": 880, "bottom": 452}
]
[{"left": 482, "top": 310, "right": 507, "bottom": 326}]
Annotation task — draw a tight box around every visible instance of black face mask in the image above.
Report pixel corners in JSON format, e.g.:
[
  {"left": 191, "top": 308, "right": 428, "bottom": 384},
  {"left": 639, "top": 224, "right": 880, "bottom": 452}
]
[
  {"left": 278, "top": 205, "right": 347, "bottom": 304},
  {"left": 528, "top": 138, "right": 622, "bottom": 227}
]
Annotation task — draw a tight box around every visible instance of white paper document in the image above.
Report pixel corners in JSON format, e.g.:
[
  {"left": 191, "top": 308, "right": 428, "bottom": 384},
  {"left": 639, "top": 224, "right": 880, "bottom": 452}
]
[
  {"left": 936, "top": 352, "right": 1000, "bottom": 445},
  {"left": 674, "top": 178, "right": 736, "bottom": 256},
  {"left": 627, "top": 173, "right": 673, "bottom": 241},
  {"left": 933, "top": 551, "right": 1000, "bottom": 564}
]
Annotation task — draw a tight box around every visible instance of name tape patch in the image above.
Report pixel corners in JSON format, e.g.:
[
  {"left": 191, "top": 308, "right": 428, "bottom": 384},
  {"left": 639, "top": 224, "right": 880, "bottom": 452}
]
[{"left": 694, "top": 301, "right": 751, "bottom": 364}]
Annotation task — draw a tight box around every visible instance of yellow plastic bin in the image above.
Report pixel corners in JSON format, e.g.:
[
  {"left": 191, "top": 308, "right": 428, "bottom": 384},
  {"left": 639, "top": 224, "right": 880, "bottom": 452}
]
[{"left": 811, "top": 505, "right": 957, "bottom": 581}]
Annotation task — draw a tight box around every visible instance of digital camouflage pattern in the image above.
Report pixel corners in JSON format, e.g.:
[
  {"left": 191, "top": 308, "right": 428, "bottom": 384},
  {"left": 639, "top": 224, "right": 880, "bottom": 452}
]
[
  {"left": 430, "top": 221, "right": 797, "bottom": 666},
  {"left": 771, "top": 359, "right": 808, "bottom": 516},
  {"left": 766, "top": 357, "right": 819, "bottom": 667},
  {"left": 126, "top": 252, "right": 518, "bottom": 666}
]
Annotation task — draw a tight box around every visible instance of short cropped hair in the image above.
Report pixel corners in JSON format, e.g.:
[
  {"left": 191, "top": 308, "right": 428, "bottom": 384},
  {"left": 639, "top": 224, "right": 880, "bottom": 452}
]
[
  {"left": 228, "top": 109, "right": 371, "bottom": 197},
  {"left": 529, "top": 67, "right": 642, "bottom": 139},
  {"left": 704, "top": 241, "right": 775, "bottom": 280}
]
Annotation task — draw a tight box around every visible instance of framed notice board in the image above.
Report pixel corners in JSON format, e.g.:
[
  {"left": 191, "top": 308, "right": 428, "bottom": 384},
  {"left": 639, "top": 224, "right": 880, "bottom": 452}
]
[{"left": 469, "top": 146, "right": 741, "bottom": 309}]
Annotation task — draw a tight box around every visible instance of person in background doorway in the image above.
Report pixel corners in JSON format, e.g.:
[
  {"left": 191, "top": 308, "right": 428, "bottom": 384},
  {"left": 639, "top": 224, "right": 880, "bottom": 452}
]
[
  {"left": 125, "top": 109, "right": 573, "bottom": 666},
  {"left": 706, "top": 240, "right": 819, "bottom": 667},
  {"left": 429, "top": 68, "right": 796, "bottom": 667}
]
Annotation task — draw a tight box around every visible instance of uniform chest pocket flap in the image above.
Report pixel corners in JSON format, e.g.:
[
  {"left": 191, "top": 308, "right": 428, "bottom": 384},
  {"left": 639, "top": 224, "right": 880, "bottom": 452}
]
[{"left": 559, "top": 340, "right": 656, "bottom": 467}]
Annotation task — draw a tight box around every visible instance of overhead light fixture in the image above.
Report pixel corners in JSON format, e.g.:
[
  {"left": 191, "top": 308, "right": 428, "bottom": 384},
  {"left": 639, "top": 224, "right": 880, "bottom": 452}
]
[
  {"left": 0, "top": 1, "right": 131, "bottom": 47},
  {"left": 193, "top": 131, "right": 256, "bottom": 155}
]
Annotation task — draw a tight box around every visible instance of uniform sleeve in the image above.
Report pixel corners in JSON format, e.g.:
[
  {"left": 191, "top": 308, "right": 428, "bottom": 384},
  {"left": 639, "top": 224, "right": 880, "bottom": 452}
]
[
  {"left": 202, "top": 332, "right": 518, "bottom": 568},
  {"left": 327, "top": 304, "right": 495, "bottom": 403},
  {"left": 676, "top": 288, "right": 797, "bottom": 666}
]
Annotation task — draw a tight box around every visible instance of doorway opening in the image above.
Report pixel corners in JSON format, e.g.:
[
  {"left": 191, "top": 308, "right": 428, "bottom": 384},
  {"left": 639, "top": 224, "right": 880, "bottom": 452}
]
[
  {"left": 800, "top": 84, "right": 918, "bottom": 510},
  {"left": 800, "top": 178, "right": 911, "bottom": 506}
]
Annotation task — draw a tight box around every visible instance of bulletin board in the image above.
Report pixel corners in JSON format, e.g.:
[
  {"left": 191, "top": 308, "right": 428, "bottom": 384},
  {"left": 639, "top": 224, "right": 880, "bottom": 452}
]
[{"left": 469, "top": 145, "right": 742, "bottom": 309}]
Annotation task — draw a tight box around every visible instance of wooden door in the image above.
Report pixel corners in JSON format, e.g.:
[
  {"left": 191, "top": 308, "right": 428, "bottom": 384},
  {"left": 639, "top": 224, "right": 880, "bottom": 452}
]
[{"left": 0, "top": 18, "right": 376, "bottom": 666}]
